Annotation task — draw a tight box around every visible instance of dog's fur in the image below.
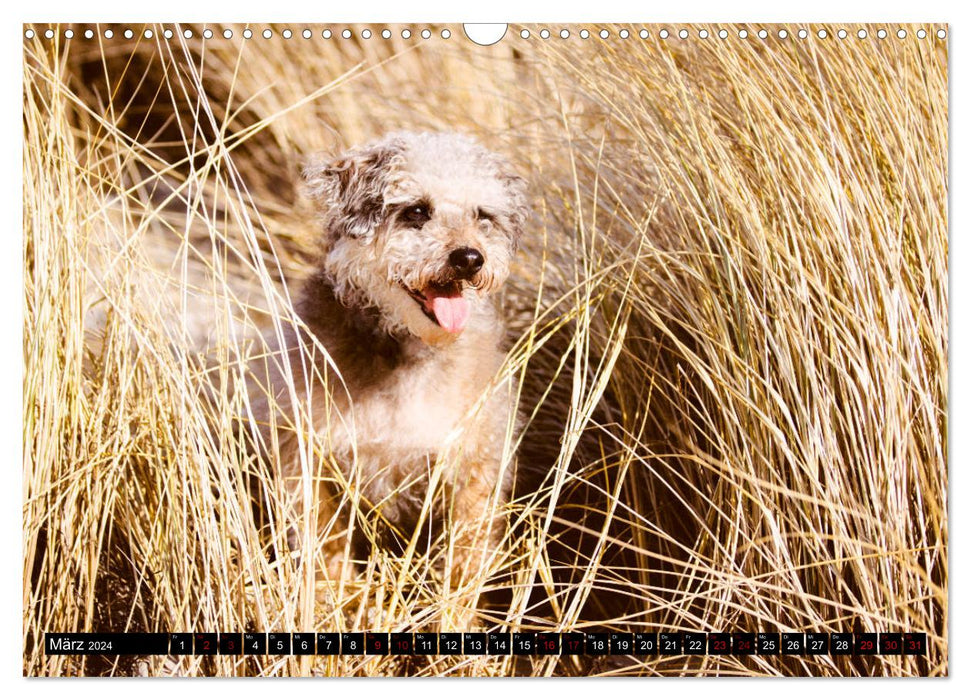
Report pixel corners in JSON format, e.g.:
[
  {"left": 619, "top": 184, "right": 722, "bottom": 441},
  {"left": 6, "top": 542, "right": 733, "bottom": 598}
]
[{"left": 250, "top": 132, "right": 528, "bottom": 618}]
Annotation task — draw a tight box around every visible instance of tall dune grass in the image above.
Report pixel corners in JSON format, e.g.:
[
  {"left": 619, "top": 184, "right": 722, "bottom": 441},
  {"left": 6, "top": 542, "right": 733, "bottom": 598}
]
[{"left": 23, "top": 23, "right": 947, "bottom": 676}]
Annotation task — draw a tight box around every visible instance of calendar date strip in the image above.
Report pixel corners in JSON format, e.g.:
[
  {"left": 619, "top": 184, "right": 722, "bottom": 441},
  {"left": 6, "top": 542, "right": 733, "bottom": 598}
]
[{"left": 44, "top": 631, "right": 927, "bottom": 657}]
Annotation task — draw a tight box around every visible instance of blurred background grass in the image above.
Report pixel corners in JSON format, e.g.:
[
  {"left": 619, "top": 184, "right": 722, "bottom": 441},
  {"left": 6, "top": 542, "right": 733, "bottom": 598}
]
[{"left": 23, "top": 23, "right": 947, "bottom": 676}]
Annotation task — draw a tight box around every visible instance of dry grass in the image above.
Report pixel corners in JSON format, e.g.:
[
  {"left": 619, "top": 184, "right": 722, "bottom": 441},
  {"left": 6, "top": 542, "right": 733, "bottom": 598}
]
[{"left": 22, "top": 23, "right": 947, "bottom": 676}]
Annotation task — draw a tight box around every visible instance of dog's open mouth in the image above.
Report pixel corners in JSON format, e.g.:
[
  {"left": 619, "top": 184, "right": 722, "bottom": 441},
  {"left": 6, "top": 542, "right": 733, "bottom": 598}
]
[{"left": 405, "top": 281, "right": 469, "bottom": 334}]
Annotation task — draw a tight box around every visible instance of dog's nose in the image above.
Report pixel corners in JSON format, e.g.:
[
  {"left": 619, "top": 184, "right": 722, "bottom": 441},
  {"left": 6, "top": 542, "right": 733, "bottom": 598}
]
[{"left": 448, "top": 247, "right": 484, "bottom": 279}]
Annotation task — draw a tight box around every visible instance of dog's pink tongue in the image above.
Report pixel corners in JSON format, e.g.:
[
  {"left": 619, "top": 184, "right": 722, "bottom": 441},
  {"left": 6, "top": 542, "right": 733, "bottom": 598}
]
[{"left": 426, "top": 287, "right": 469, "bottom": 334}]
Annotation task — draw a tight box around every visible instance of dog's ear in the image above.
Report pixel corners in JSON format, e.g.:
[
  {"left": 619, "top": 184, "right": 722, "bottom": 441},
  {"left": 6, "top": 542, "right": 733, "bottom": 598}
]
[
  {"left": 303, "top": 140, "right": 404, "bottom": 239},
  {"left": 494, "top": 162, "right": 530, "bottom": 249}
]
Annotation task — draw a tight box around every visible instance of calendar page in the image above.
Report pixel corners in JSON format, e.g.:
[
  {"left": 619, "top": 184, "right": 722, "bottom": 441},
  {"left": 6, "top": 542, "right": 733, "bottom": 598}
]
[{"left": 22, "top": 21, "right": 948, "bottom": 678}]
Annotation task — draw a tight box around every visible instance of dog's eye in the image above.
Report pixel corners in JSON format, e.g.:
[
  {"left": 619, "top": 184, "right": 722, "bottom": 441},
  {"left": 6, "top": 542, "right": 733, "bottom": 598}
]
[
  {"left": 401, "top": 204, "right": 431, "bottom": 227},
  {"left": 476, "top": 208, "right": 496, "bottom": 223}
]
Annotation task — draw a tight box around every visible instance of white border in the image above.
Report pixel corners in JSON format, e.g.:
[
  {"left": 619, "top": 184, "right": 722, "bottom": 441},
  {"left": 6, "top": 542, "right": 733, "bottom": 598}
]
[{"left": 4, "top": 1, "right": 964, "bottom": 697}]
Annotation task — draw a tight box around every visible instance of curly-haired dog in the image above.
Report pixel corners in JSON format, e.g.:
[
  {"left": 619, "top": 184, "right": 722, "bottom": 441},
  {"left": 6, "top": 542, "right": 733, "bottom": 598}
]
[{"left": 251, "top": 132, "right": 528, "bottom": 623}]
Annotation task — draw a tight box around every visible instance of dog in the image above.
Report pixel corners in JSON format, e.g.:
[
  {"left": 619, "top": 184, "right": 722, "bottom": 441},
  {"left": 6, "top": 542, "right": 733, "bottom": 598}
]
[{"left": 249, "top": 131, "right": 529, "bottom": 625}]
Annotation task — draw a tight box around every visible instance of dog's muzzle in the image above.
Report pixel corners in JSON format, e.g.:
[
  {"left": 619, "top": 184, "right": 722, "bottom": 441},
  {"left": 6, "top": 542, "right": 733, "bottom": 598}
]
[{"left": 402, "top": 247, "right": 486, "bottom": 336}]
